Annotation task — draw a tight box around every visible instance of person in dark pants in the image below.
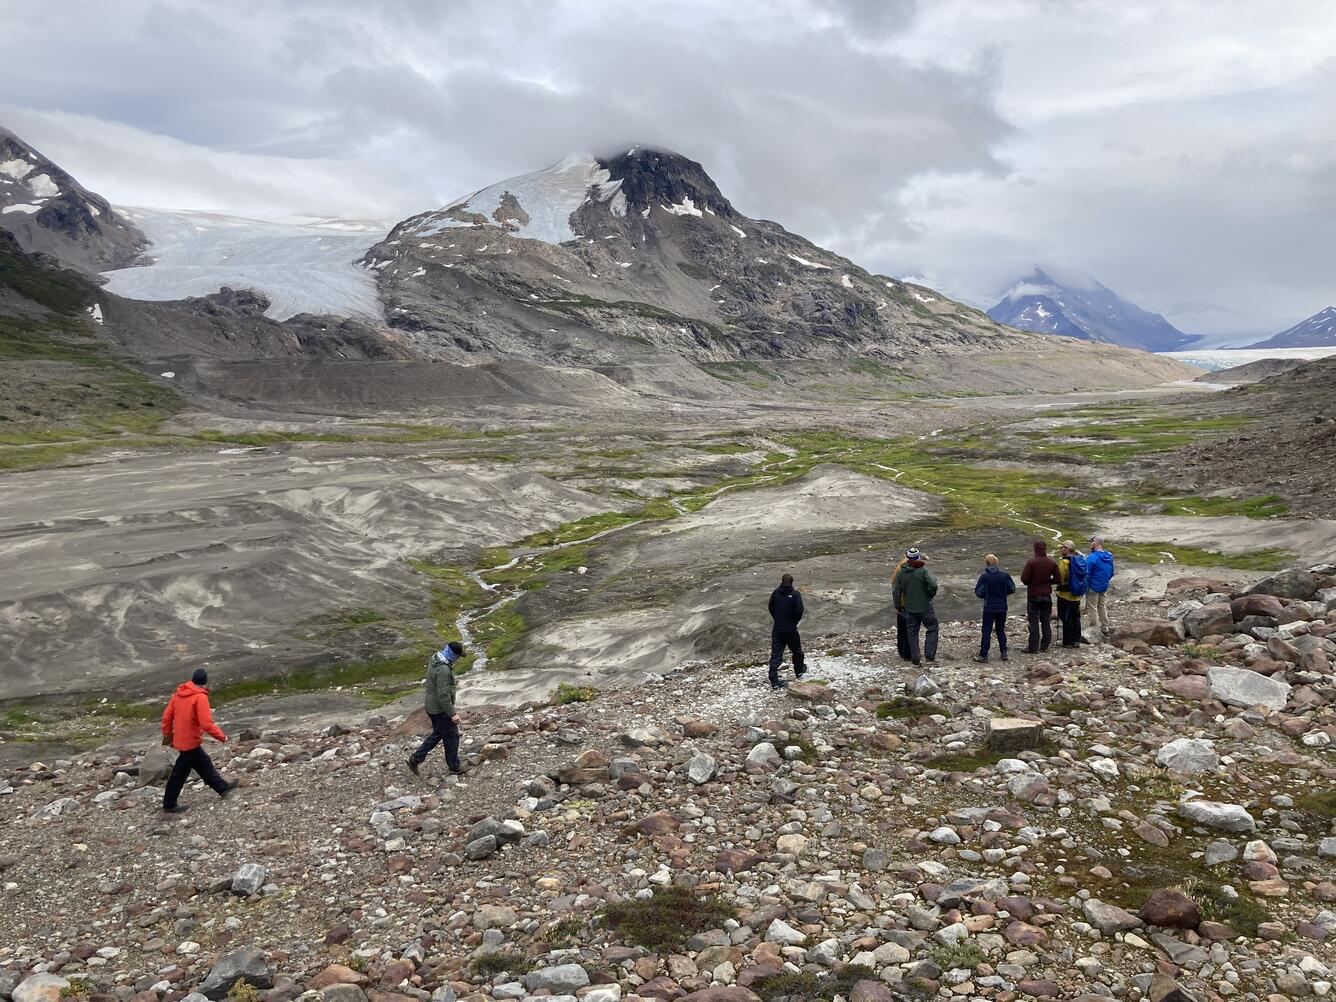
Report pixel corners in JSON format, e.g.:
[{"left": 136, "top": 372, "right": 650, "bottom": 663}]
[
  {"left": 408, "top": 641, "right": 468, "bottom": 777},
  {"left": 1019, "top": 539, "right": 1060, "bottom": 653},
  {"left": 973, "top": 554, "right": 1016, "bottom": 663},
  {"left": 891, "top": 555, "right": 911, "bottom": 660},
  {"left": 892, "top": 548, "right": 939, "bottom": 666},
  {"left": 160, "top": 668, "right": 235, "bottom": 814},
  {"left": 1056, "top": 540, "right": 1083, "bottom": 648},
  {"left": 767, "top": 573, "right": 806, "bottom": 690}
]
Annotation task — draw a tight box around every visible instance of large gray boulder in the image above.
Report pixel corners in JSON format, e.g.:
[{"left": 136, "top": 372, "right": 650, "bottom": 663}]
[
  {"left": 1207, "top": 667, "right": 1290, "bottom": 710},
  {"left": 523, "top": 965, "right": 590, "bottom": 994},
  {"left": 1082, "top": 898, "right": 1143, "bottom": 934},
  {"left": 1178, "top": 800, "right": 1256, "bottom": 833},
  {"left": 1246, "top": 568, "right": 1319, "bottom": 601},
  {"left": 1155, "top": 738, "right": 1219, "bottom": 774},
  {"left": 199, "top": 947, "right": 272, "bottom": 1000},
  {"left": 687, "top": 752, "right": 717, "bottom": 785},
  {"left": 231, "top": 863, "right": 267, "bottom": 896},
  {"left": 1184, "top": 604, "right": 1235, "bottom": 640}
]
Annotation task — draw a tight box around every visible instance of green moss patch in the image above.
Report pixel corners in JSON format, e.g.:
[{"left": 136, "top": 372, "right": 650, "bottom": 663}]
[
  {"left": 876, "top": 696, "right": 950, "bottom": 720},
  {"left": 601, "top": 887, "right": 735, "bottom": 952}
]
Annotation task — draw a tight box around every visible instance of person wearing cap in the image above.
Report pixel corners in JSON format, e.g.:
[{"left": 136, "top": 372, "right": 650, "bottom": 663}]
[
  {"left": 160, "top": 668, "right": 236, "bottom": 814},
  {"left": 408, "top": 641, "right": 469, "bottom": 776},
  {"left": 1055, "top": 540, "right": 1083, "bottom": 647},
  {"left": 1085, "top": 535, "right": 1116, "bottom": 643},
  {"left": 767, "top": 573, "right": 807, "bottom": 690},
  {"left": 892, "top": 547, "right": 939, "bottom": 666},
  {"left": 973, "top": 553, "right": 1016, "bottom": 663}
]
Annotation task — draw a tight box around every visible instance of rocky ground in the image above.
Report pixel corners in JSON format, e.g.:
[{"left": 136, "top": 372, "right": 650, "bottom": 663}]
[{"left": 2, "top": 567, "right": 1334, "bottom": 1002}]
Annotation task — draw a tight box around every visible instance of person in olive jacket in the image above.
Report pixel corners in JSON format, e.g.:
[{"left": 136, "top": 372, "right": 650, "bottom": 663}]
[
  {"left": 892, "top": 548, "right": 939, "bottom": 666},
  {"left": 407, "top": 641, "right": 468, "bottom": 776}
]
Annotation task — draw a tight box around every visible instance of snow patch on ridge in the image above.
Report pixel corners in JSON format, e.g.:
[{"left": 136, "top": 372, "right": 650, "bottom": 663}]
[
  {"left": 0, "top": 158, "right": 33, "bottom": 181},
  {"left": 415, "top": 154, "right": 614, "bottom": 245},
  {"left": 787, "top": 253, "right": 829, "bottom": 270},
  {"left": 27, "top": 173, "right": 59, "bottom": 198}
]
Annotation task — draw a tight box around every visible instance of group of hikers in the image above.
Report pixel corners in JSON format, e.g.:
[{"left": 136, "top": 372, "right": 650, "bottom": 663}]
[
  {"left": 767, "top": 535, "right": 1116, "bottom": 689},
  {"left": 154, "top": 535, "right": 1116, "bottom": 809}
]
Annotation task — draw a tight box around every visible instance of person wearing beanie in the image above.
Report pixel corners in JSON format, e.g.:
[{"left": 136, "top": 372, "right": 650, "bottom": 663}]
[
  {"left": 767, "top": 573, "right": 806, "bottom": 690},
  {"left": 160, "top": 668, "right": 235, "bottom": 813},
  {"left": 973, "top": 553, "right": 1016, "bottom": 663},
  {"left": 1084, "top": 535, "right": 1116, "bottom": 643},
  {"left": 408, "top": 641, "right": 468, "bottom": 777},
  {"left": 892, "top": 547, "right": 939, "bottom": 666},
  {"left": 890, "top": 553, "right": 912, "bottom": 661},
  {"left": 1055, "top": 540, "right": 1084, "bottom": 648},
  {"left": 1019, "top": 538, "right": 1060, "bottom": 653}
]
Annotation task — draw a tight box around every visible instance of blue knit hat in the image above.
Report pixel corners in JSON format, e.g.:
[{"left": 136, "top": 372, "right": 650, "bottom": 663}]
[{"left": 906, "top": 547, "right": 923, "bottom": 561}]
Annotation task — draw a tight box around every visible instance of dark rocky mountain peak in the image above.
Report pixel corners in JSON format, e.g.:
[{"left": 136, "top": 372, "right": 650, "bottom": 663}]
[
  {"left": 598, "top": 146, "right": 736, "bottom": 219},
  {"left": 0, "top": 126, "right": 147, "bottom": 273}
]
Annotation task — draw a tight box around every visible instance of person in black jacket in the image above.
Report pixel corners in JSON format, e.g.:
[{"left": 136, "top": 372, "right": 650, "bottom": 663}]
[{"left": 767, "top": 573, "right": 806, "bottom": 690}]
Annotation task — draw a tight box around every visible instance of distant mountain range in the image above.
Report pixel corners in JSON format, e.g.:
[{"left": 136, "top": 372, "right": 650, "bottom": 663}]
[
  {"left": 1247, "top": 306, "right": 1336, "bottom": 348},
  {"left": 987, "top": 268, "right": 1195, "bottom": 353}
]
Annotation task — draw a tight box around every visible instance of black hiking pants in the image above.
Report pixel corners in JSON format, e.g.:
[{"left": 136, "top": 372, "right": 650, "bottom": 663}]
[
  {"left": 769, "top": 629, "right": 805, "bottom": 684},
  {"left": 895, "top": 611, "right": 911, "bottom": 660},
  {"left": 1026, "top": 597, "right": 1053, "bottom": 652},
  {"left": 163, "top": 746, "right": 229, "bottom": 809},
  {"left": 411, "top": 712, "right": 461, "bottom": 772},
  {"left": 1057, "top": 597, "right": 1082, "bottom": 647},
  {"left": 905, "top": 607, "right": 939, "bottom": 664}
]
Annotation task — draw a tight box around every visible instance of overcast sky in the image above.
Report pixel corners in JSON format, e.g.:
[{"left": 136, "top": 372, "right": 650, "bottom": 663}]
[{"left": 3, "top": 0, "right": 1333, "bottom": 335}]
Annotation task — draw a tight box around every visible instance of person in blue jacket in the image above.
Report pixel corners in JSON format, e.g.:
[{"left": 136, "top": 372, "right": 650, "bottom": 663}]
[
  {"left": 973, "top": 553, "right": 1016, "bottom": 663},
  {"left": 1084, "top": 535, "right": 1116, "bottom": 643}
]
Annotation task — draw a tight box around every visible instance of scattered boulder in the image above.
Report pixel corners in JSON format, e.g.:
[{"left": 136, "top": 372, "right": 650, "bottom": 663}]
[
  {"left": 1155, "top": 738, "right": 1219, "bottom": 774},
  {"left": 1184, "top": 603, "right": 1235, "bottom": 640},
  {"left": 524, "top": 965, "right": 590, "bottom": 994},
  {"left": 984, "top": 717, "right": 1045, "bottom": 752},
  {"left": 231, "top": 862, "right": 267, "bottom": 896},
  {"left": 1082, "top": 898, "right": 1142, "bottom": 934},
  {"left": 1178, "top": 799, "right": 1256, "bottom": 833},
  {"left": 199, "top": 947, "right": 272, "bottom": 1000},
  {"left": 687, "top": 752, "right": 718, "bottom": 785},
  {"left": 1113, "top": 620, "right": 1182, "bottom": 648},
  {"left": 1246, "top": 567, "right": 1319, "bottom": 601},
  {"left": 12, "top": 975, "right": 69, "bottom": 1002},
  {"left": 1139, "top": 889, "right": 1202, "bottom": 929},
  {"left": 1207, "top": 667, "right": 1290, "bottom": 710},
  {"left": 1232, "top": 594, "right": 1285, "bottom": 620}
]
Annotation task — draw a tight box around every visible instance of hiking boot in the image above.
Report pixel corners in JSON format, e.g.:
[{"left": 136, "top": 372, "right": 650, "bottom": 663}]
[
  {"left": 793, "top": 666, "right": 807, "bottom": 679},
  {"left": 925, "top": 657, "right": 936, "bottom": 663},
  {"left": 972, "top": 655, "right": 988, "bottom": 664},
  {"left": 163, "top": 805, "right": 188, "bottom": 815},
  {"left": 1000, "top": 651, "right": 1009, "bottom": 662},
  {"left": 406, "top": 757, "right": 420, "bottom": 776},
  {"left": 770, "top": 680, "right": 787, "bottom": 691},
  {"left": 910, "top": 661, "right": 921, "bottom": 667},
  {"left": 1078, "top": 637, "right": 1092, "bottom": 645},
  {"left": 1023, "top": 647, "right": 1039, "bottom": 655},
  {"left": 219, "top": 781, "right": 238, "bottom": 799},
  {"left": 449, "top": 766, "right": 470, "bottom": 777},
  {"left": 1039, "top": 643, "right": 1050, "bottom": 652}
]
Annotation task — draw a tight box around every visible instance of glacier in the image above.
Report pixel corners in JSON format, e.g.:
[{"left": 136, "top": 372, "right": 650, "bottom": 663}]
[{"left": 100, "top": 208, "right": 387, "bottom": 322}]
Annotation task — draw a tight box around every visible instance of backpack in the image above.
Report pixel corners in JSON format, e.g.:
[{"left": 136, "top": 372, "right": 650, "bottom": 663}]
[{"left": 1067, "top": 553, "right": 1089, "bottom": 597}]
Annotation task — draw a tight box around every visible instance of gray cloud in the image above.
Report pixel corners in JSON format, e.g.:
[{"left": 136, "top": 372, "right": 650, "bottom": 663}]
[{"left": 1, "top": 0, "right": 1332, "bottom": 334}]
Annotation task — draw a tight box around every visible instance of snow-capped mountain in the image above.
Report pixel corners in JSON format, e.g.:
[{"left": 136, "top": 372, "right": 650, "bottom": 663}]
[
  {"left": 364, "top": 147, "right": 1006, "bottom": 362},
  {"left": 987, "top": 268, "right": 1195, "bottom": 353},
  {"left": 1247, "top": 306, "right": 1336, "bottom": 348},
  {"left": 0, "top": 127, "right": 146, "bottom": 272}
]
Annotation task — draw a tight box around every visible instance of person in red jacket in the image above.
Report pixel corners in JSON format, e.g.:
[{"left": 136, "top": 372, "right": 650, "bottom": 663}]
[
  {"left": 160, "top": 668, "right": 235, "bottom": 813},
  {"left": 1019, "top": 539, "right": 1061, "bottom": 653}
]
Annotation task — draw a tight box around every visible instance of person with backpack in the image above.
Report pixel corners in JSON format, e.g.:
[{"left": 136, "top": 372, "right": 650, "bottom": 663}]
[
  {"left": 407, "top": 641, "right": 469, "bottom": 777},
  {"left": 1084, "top": 535, "right": 1116, "bottom": 643},
  {"left": 892, "top": 547, "right": 939, "bottom": 666},
  {"left": 1056, "top": 539, "right": 1086, "bottom": 648},
  {"left": 160, "top": 668, "right": 236, "bottom": 814},
  {"left": 891, "top": 554, "right": 911, "bottom": 661},
  {"left": 1019, "top": 539, "right": 1060, "bottom": 653},
  {"left": 767, "top": 573, "right": 806, "bottom": 690},
  {"left": 973, "top": 553, "right": 1016, "bottom": 663}
]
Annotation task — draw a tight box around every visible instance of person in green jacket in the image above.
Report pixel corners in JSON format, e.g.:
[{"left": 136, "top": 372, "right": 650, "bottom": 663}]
[
  {"left": 407, "top": 641, "right": 467, "bottom": 777},
  {"left": 892, "top": 547, "right": 939, "bottom": 666}
]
